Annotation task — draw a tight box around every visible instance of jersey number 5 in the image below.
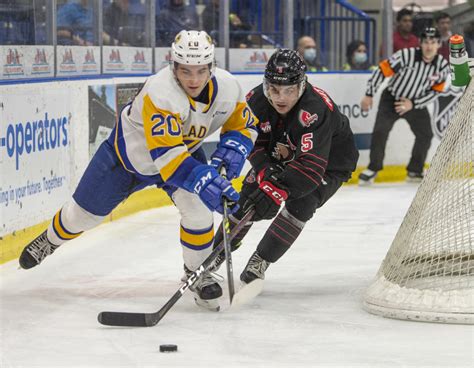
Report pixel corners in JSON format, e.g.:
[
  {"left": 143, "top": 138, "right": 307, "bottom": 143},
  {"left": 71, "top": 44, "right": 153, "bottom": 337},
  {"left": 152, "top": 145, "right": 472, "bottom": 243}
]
[
  {"left": 301, "top": 133, "right": 313, "bottom": 152},
  {"left": 151, "top": 114, "right": 181, "bottom": 137}
]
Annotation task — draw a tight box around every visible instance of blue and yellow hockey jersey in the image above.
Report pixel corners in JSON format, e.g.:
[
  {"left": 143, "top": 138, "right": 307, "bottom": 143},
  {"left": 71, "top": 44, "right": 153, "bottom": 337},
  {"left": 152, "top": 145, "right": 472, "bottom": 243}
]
[{"left": 112, "top": 66, "right": 258, "bottom": 187}]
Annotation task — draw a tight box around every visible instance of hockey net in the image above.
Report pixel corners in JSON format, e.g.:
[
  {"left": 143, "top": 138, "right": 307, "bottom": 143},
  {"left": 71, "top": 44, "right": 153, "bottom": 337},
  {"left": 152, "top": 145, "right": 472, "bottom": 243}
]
[{"left": 363, "top": 79, "right": 474, "bottom": 324}]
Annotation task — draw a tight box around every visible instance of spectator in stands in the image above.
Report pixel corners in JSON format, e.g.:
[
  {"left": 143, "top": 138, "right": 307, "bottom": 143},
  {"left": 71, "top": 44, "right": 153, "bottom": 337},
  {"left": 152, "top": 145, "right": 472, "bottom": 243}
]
[
  {"left": 434, "top": 12, "right": 452, "bottom": 60},
  {"left": 103, "top": 0, "right": 130, "bottom": 46},
  {"left": 296, "top": 36, "right": 327, "bottom": 72},
  {"left": 202, "top": 0, "right": 252, "bottom": 48},
  {"left": 155, "top": 0, "right": 198, "bottom": 46},
  {"left": 393, "top": 8, "right": 419, "bottom": 53},
  {"left": 342, "top": 40, "right": 376, "bottom": 71},
  {"left": 57, "top": 0, "right": 95, "bottom": 46}
]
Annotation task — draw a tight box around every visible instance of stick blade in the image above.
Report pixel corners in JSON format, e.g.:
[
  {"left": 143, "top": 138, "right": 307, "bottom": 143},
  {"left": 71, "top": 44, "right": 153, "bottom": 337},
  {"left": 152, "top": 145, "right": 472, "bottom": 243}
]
[
  {"left": 231, "top": 279, "right": 264, "bottom": 307},
  {"left": 98, "top": 311, "right": 152, "bottom": 327}
]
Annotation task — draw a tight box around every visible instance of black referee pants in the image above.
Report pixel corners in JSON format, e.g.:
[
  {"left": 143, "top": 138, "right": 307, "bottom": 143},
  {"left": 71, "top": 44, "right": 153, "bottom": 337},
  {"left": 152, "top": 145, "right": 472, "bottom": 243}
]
[{"left": 368, "top": 88, "right": 433, "bottom": 174}]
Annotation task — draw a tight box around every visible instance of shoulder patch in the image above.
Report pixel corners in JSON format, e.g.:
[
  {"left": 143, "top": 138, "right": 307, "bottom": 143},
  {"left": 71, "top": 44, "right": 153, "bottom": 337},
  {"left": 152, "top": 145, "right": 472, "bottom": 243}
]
[
  {"left": 298, "top": 109, "right": 319, "bottom": 127},
  {"left": 246, "top": 89, "right": 255, "bottom": 101},
  {"left": 312, "top": 86, "right": 334, "bottom": 111},
  {"left": 259, "top": 120, "right": 271, "bottom": 133}
]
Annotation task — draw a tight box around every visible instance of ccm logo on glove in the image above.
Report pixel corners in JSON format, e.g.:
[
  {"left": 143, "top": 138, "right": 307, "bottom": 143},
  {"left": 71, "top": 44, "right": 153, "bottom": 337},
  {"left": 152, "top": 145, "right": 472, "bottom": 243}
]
[
  {"left": 260, "top": 181, "right": 288, "bottom": 204},
  {"left": 225, "top": 139, "right": 248, "bottom": 155},
  {"left": 194, "top": 171, "right": 213, "bottom": 193}
]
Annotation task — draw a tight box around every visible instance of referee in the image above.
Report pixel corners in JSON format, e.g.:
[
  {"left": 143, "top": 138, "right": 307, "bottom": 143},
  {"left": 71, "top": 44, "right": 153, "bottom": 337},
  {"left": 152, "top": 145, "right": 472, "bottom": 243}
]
[{"left": 359, "top": 27, "right": 449, "bottom": 185}]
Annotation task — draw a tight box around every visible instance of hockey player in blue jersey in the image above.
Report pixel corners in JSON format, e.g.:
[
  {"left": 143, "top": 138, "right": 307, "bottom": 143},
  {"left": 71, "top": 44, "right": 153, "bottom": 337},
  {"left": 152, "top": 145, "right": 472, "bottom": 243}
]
[{"left": 19, "top": 30, "right": 258, "bottom": 310}]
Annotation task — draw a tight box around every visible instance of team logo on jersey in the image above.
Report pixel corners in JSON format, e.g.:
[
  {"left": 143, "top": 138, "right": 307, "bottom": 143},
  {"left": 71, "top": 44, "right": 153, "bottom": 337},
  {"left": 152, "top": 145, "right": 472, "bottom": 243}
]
[
  {"left": 298, "top": 109, "right": 318, "bottom": 127},
  {"left": 245, "top": 89, "right": 255, "bottom": 101},
  {"left": 245, "top": 170, "right": 256, "bottom": 183},
  {"left": 272, "top": 142, "right": 295, "bottom": 164},
  {"left": 259, "top": 121, "right": 271, "bottom": 133}
]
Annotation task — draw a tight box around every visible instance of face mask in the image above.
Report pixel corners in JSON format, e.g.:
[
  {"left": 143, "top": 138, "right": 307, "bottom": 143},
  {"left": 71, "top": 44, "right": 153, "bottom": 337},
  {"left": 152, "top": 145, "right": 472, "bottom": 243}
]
[
  {"left": 303, "top": 48, "right": 317, "bottom": 63},
  {"left": 354, "top": 52, "right": 367, "bottom": 64}
]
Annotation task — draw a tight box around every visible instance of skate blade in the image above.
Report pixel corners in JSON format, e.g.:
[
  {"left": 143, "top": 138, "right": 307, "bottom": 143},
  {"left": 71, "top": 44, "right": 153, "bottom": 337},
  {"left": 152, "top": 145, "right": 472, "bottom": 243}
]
[
  {"left": 406, "top": 177, "right": 422, "bottom": 183},
  {"left": 194, "top": 296, "right": 220, "bottom": 312},
  {"left": 358, "top": 179, "right": 374, "bottom": 186},
  {"left": 231, "top": 279, "right": 264, "bottom": 307}
]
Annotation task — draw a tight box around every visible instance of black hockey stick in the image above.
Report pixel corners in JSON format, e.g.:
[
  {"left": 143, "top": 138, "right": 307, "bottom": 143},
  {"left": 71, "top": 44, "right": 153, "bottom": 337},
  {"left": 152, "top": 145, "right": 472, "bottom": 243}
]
[
  {"left": 220, "top": 168, "right": 235, "bottom": 303},
  {"left": 222, "top": 198, "right": 235, "bottom": 302},
  {"left": 97, "top": 208, "right": 254, "bottom": 327}
]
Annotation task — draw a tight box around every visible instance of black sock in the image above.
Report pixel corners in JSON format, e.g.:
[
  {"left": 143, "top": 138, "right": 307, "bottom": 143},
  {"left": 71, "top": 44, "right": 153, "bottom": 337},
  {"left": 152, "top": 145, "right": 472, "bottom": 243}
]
[{"left": 257, "top": 209, "right": 305, "bottom": 263}]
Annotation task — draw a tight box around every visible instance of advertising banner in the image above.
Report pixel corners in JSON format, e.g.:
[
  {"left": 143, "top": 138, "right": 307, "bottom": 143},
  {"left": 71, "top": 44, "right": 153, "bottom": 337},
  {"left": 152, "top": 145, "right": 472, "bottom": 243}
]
[
  {"left": 56, "top": 46, "right": 100, "bottom": 76},
  {"left": 0, "top": 84, "right": 76, "bottom": 235},
  {"left": 1, "top": 45, "right": 54, "bottom": 79},
  {"left": 103, "top": 46, "right": 152, "bottom": 74},
  {"left": 229, "top": 48, "right": 275, "bottom": 72}
]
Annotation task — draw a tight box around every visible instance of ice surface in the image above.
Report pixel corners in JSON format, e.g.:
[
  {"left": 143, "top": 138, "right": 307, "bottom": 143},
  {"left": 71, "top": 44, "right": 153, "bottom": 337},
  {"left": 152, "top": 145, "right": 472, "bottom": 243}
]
[{"left": 1, "top": 184, "right": 473, "bottom": 367}]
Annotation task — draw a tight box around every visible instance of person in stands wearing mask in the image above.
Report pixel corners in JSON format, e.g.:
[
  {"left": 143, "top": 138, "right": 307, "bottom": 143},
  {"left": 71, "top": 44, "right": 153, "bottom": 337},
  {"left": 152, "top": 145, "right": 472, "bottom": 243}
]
[
  {"left": 342, "top": 40, "right": 376, "bottom": 71},
  {"left": 296, "top": 35, "right": 328, "bottom": 72}
]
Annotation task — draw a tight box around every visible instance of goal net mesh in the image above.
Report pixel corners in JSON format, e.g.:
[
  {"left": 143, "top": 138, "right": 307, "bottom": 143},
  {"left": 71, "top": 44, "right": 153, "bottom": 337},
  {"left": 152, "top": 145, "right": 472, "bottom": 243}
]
[{"left": 363, "top": 79, "right": 474, "bottom": 324}]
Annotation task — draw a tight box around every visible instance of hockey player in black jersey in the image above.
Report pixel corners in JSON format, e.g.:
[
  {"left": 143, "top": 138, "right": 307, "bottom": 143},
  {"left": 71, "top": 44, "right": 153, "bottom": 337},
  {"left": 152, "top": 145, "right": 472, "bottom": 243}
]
[{"left": 213, "top": 49, "right": 359, "bottom": 287}]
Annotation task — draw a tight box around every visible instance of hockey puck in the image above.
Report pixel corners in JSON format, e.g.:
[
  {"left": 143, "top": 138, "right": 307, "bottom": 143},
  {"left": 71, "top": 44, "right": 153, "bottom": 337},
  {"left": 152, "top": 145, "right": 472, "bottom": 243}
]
[{"left": 159, "top": 344, "right": 178, "bottom": 353}]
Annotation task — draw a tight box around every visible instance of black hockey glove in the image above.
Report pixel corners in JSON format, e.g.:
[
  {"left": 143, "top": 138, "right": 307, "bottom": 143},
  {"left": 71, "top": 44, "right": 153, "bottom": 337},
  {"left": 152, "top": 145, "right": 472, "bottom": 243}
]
[
  {"left": 257, "top": 163, "right": 285, "bottom": 182},
  {"left": 243, "top": 168, "right": 288, "bottom": 221}
]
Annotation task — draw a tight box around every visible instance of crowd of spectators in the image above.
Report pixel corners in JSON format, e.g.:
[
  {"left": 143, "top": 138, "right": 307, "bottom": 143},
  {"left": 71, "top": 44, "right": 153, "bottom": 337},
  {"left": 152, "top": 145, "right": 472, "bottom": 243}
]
[{"left": 1, "top": 1, "right": 471, "bottom": 71}]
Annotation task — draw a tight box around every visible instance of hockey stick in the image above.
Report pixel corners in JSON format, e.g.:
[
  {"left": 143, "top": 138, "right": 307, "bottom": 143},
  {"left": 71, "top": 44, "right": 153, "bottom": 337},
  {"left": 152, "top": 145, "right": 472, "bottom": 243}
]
[
  {"left": 222, "top": 198, "right": 235, "bottom": 303},
  {"left": 97, "top": 208, "right": 254, "bottom": 327},
  {"left": 220, "top": 168, "right": 235, "bottom": 303}
]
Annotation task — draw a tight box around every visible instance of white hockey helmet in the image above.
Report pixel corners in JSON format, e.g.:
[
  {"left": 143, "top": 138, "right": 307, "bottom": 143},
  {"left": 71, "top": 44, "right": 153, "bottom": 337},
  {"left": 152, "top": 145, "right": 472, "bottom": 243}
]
[{"left": 171, "top": 30, "right": 215, "bottom": 69}]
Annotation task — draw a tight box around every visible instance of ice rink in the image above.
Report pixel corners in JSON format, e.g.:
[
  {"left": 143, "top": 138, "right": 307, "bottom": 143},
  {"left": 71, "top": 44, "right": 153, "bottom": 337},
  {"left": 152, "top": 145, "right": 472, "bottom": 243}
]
[{"left": 1, "top": 184, "right": 473, "bottom": 368}]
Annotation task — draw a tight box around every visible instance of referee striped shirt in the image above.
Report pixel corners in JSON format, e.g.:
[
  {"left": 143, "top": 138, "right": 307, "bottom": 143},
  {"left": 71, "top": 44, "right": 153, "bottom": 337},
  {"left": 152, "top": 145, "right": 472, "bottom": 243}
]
[{"left": 365, "top": 47, "right": 449, "bottom": 109}]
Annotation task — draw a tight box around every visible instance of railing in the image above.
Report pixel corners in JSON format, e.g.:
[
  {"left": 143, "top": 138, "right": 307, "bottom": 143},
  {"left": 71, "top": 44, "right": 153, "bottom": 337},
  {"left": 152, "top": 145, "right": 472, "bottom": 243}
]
[{"left": 301, "top": 0, "right": 377, "bottom": 70}]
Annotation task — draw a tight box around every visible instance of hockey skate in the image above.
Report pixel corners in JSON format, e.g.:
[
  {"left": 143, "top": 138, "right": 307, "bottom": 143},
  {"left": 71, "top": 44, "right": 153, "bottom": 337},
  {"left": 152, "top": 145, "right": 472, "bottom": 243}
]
[
  {"left": 19, "top": 230, "right": 60, "bottom": 269},
  {"left": 232, "top": 251, "right": 270, "bottom": 306},
  {"left": 240, "top": 251, "right": 270, "bottom": 284},
  {"left": 406, "top": 171, "right": 424, "bottom": 183},
  {"left": 183, "top": 265, "right": 223, "bottom": 312},
  {"left": 358, "top": 169, "right": 377, "bottom": 186}
]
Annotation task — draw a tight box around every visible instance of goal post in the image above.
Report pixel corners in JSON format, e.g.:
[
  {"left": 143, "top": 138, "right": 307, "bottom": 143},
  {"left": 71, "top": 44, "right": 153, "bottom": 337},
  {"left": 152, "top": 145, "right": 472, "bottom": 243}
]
[{"left": 363, "top": 78, "right": 474, "bottom": 324}]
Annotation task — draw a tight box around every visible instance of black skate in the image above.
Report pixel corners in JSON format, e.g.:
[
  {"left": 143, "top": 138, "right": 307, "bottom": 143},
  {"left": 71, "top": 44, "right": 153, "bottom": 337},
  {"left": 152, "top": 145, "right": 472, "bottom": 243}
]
[
  {"left": 358, "top": 169, "right": 377, "bottom": 186},
  {"left": 19, "top": 230, "right": 60, "bottom": 269},
  {"left": 240, "top": 251, "right": 270, "bottom": 284},
  {"left": 183, "top": 265, "right": 223, "bottom": 311}
]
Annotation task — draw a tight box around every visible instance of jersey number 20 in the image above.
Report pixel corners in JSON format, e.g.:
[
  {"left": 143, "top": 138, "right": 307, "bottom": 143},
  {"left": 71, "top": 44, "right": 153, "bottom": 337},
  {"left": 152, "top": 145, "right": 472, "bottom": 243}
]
[{"left": 151, "top": 114, "right": 181, "bottom": 137}]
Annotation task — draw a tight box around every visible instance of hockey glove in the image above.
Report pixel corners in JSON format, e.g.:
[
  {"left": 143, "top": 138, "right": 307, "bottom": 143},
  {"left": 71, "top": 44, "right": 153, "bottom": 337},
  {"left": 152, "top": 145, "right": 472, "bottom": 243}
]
[
  {"left": 210, "top": 132, "right": 253, "bottom": 179},
  {"left": 256, "top": 163, "right": 285, "bottom": 184},
  {"left": 183, "top": 165, "right": 240, "bottom": 214},
  {"left": 244, "top": 173, "right": 288, "bottom": 221}
]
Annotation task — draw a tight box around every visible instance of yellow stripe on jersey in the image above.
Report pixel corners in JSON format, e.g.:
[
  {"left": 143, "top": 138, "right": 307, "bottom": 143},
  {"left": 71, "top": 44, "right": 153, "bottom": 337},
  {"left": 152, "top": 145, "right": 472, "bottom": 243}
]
[
  {"left": 187, "top": 95, "right": 197, "bottom": 111},
  {"left": 180, "top": 226, "right": 214, "bottom": 247},
  {"left": 142, "top": 94, "right": 183, "bottom": 151},
  {"left": 160, "top": 150, "right": 191, "bottom": 181},
  {"left": 202, "top": 77, "right": 216, "bottom": 113},
  {"left": 221, "top": 101, "right": 259, "bottom": 140},
  {"left": 183, "top": 138, "right": 202, "bottom": 150}
]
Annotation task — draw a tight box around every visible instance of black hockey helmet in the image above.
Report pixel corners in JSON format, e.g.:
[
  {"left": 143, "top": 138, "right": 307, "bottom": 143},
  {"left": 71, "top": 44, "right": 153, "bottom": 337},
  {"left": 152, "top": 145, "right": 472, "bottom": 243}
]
[
  {"left": 420, "top": 27, "right": 441, "bottom": 41},
  {"left": 264, "top": 49, "right": 307, "bottom": 86}
]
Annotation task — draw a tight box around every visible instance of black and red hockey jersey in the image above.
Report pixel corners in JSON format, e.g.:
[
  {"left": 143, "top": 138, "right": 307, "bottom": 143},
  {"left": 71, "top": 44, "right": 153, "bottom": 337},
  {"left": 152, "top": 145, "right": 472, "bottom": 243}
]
[{"left": 246, "top": 82, "right": 359, "bottom": 200}]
